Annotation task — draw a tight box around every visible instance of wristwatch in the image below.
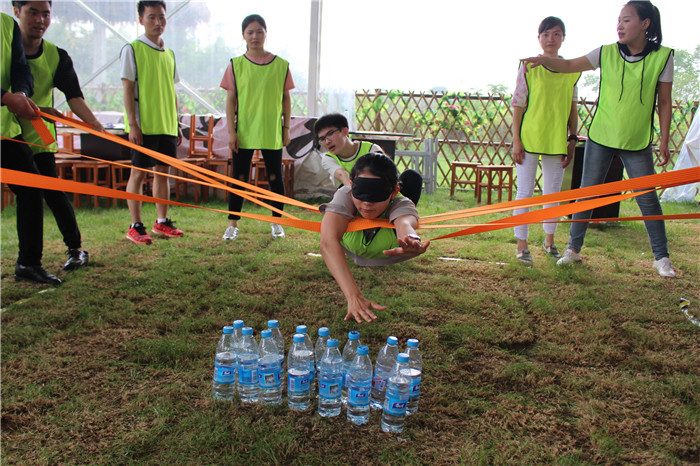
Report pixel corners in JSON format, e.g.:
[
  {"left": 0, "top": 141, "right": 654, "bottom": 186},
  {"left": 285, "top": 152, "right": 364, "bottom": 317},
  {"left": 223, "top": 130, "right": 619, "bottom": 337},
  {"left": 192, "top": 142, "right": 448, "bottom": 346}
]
[{"left": 567, "top": 134, "right": 579, "bottom": 142}]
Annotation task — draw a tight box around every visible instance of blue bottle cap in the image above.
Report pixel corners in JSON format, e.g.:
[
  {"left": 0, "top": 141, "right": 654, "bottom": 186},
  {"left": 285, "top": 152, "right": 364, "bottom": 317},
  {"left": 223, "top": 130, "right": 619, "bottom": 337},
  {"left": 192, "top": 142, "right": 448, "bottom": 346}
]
[
  {"left": 348, "top": 330, "right": 360, "bottom": 340},
  {"left": 397, "top": 353, "right": 409, "bottom": 363},
  {"left": 387, "top": 336, "right": 398, "bottom": 345},
  {"left": 242, "top": 327, "right": 253, "bottom": 336},
  {"left": 296, "top": 325, "right": 308, "bottom": 334},
  {"left": 267, "top": 319, "right": 279, "bottom": 328},
  {"left": 357, "top": 345, "right": 369, "bottom": 355},
  {"left": 407, "top": 338, "right": 419, "bottom": 348},
  {"left": 293, "top": 333, "right": 305, "bottom": 343},
  {"left": 222, "top": 326, "right": 234, "bottom": 334},
  {"left": 327, "top": 338, "right": 339, "bottom": 347},
  {"left": 233, "top": 320, "right": 244, "bottom": 328},
  {"left": 318, "top": 327, "right": 330, "bottom": 337},
  {"left": 261, "top": 329, "right": 272, "bottom": 338}
]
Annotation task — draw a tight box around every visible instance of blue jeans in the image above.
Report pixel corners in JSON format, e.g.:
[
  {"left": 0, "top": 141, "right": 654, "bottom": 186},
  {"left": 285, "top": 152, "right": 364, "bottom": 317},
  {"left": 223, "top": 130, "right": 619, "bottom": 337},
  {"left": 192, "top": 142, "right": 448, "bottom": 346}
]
[{"left": 568, "top": 139, "right": 669, "bottom": 260}]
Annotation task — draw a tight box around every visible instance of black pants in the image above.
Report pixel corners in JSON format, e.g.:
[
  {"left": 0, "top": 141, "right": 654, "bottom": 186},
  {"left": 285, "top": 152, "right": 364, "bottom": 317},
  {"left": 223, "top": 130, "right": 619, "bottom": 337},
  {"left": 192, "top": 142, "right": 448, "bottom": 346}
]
[
  {"left": 228, "top": 148, "right": 285, "bottom": 220},
  {"left": 34, "top": 152, "right": 81, "bottom": 250},
  {"left": 399, "top": 169, "right": 423, "bottom": 206},
  {"left": 1, "top": 138, "right": 44, "bottom": 266}
]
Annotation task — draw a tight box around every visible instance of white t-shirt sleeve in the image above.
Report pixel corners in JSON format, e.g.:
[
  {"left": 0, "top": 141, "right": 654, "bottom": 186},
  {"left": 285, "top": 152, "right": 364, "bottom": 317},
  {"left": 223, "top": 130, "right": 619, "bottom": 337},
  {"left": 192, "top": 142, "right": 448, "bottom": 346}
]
[
  {"left": 511, "top": 64, "right": 527, "bottom": 108},
  {"left": 321, "top": 154, "right": 343, "bottom": 178},
  {"left": 585, "top": 47, "right": 602, "bottom": 70},
  {"left": 120, "top": 44, "right": 136, "bottom": 81},
  {"left": 658, "top": 53, "right": 673, "bottom": 82}
]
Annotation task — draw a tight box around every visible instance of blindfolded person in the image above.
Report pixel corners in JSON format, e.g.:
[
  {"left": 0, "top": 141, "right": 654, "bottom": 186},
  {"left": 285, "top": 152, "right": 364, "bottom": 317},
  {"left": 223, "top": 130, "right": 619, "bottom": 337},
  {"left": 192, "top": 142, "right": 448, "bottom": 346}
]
[{"left": 319, "top": 153, "right": 429, "bottom": 324}]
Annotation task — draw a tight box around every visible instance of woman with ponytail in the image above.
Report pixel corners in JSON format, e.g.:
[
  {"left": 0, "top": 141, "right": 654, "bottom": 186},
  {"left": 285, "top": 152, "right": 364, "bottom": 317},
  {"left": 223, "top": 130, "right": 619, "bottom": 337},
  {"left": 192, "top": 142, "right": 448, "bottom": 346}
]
[{"left": 520, "top": 1, "right": 676, "bottom": 278}]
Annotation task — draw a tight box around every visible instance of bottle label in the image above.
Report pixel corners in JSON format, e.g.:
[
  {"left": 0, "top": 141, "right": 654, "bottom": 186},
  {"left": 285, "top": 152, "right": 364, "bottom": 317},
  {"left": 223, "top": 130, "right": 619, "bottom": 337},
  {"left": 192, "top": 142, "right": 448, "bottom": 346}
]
[
  {"left": 318, "top": 380, "right": 341, "bottom": 399},
  {"left": 238, "top": 368, "right": 258, "bottom": 386},
  {"left": 213, "top": 364, "right": 235, "bottom": 384},
  {"left": 409, "top": 376, "right": 421, "bottom": 399},
  {"left": 348, "top": 384, "right": 371, "bottom": 407},
  {"left": 384, "top": 395, "right": 408, "bottom": 415},
  {"left": 258, "top": 364, "right": 281, "bottom": 389},
  {"left": 288, "top": 372, "right": 310, "bottom": 394},
  {"left": 372, "top": 376, "right": 387, "bottom": 391}
]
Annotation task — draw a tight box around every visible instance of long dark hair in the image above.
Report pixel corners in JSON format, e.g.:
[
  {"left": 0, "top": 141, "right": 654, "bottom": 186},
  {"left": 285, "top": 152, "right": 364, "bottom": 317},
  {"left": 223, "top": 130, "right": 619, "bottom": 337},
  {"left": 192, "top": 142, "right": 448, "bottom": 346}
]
[{"left": 626, "top": 1, "right": 662, "bottom": 50}]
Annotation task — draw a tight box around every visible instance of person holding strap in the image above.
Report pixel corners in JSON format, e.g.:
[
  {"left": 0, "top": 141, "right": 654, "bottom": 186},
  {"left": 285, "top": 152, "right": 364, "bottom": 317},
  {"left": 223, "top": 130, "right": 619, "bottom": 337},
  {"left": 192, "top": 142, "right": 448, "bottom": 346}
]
[
  {"left": 121, "top": 0, "right": 184, "bottom": 245},
  {"left": 2, "top": 11, "right": 61, "bottom": 285},
  {"left": 320, "top": 153, "right": 429, "bottom": 324},
  {"left": 221, "top": 14, "right": 293, "bottom": 241},
  {"left": 520, "top": 0, "right": 676, "bottom": 277},
  {"left": 511, "top": 16, "right": 580, "bottom": 263},
  {"left": 14, "top": 0, "right": 103, "bottom": 271}
]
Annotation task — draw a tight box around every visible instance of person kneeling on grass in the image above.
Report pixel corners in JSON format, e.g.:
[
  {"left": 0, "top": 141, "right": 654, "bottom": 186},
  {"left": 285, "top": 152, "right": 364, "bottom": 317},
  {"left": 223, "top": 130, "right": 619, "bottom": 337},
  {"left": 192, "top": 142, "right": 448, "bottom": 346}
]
[{"left": 320, "top": 153, "right": 429, "bottom": 324}]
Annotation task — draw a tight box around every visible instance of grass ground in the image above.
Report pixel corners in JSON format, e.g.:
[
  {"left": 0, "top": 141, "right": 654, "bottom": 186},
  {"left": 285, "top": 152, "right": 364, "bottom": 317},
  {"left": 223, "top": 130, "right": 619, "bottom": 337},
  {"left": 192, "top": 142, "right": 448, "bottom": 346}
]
[{"left": 1, "top": 188, "right": 699, "bottom": 464}]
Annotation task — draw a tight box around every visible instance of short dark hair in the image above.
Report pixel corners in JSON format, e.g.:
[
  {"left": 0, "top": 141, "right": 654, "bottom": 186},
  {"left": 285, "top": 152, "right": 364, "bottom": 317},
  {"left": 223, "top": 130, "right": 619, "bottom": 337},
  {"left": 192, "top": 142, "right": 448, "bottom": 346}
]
[
  {"left": 12, "top": 1, "right": 52, "bottom": 10},
  {"left": 242, "top": 14, "right": 266, "bottom": 34},
  {"left": 538, "top": 16, "right": 565, "bottom": 36},
  {"left": 138, "top": 1, "right": 166, "bottom": 17},
  {"left": 314, "top": 113, "right": 348, "bottom": 137},
  {"left": 626, "top": 1, "right": 663, "bottom": 50},
  {"left": 350, "top": 152, "right": 399, "bottom": 189}
]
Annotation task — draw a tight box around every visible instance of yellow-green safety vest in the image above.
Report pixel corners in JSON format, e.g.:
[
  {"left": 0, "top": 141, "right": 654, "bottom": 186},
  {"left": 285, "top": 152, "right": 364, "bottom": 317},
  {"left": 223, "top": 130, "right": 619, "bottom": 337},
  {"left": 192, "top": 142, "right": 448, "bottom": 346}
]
[
  {"left": 20, "top": 39, "right": 59, "bottom": 154},
  {"left": 521, "top": 65, "right": 580, "bottom": 156},
  {"left": 231, "top": 55, "right": 288, "bottom": 150},
  {"left": 325, "top": 140, "right": 375, "bottom": 173},
  {"left": 124, "top": 40, "right": 178, "bottom": 136},
  {"left": 588, "top": 44, "right": 673, "bottom": 151},
  {"left": 1, "top": 13, "right": 22, "bottom": 138}
]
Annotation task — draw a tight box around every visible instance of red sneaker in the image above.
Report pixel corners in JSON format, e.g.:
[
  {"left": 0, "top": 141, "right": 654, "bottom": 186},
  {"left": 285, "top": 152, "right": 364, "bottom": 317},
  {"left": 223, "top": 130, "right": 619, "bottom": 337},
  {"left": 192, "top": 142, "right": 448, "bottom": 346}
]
[
  {"left": 127, "top": 222, "right": 153, "bottom": 244},
  {"left": 152, "top": 218, "right": 184, "bottom": 237}
]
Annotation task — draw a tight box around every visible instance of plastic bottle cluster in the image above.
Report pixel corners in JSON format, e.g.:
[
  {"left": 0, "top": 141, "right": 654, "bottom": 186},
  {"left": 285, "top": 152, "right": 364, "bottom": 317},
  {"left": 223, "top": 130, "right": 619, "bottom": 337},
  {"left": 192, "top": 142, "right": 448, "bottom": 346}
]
[{"left": 212, "top": 320, "right": 422, "bottom": 433}]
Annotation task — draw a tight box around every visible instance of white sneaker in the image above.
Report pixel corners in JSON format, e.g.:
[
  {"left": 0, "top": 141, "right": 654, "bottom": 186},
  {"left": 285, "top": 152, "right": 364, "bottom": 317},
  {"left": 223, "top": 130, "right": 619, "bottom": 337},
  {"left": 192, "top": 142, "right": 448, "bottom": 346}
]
[
  {"left": 653, "top": 257, "right": 676, "bottom": 278},
  {"left": 222, "top": 226, "right": 239, "bottom": 241},
  {"left": 271, "top": 223, "right": 285, "bottom": 239},
  {"left": 556, "top": 248, "right": 582, "bottom": 265}
]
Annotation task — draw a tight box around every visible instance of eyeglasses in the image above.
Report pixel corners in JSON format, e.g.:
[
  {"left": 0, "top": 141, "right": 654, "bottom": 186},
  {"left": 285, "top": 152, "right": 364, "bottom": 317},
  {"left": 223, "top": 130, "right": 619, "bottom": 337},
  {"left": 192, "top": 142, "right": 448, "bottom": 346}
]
[{"left": 317, "top": 128, "right": 339, "bottom": 144}]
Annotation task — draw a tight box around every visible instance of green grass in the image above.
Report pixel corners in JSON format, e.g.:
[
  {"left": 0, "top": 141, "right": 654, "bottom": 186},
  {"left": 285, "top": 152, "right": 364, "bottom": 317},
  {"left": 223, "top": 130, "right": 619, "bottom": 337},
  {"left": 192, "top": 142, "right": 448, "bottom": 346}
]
[{"left": 1, "top": 188, "right": 699, "bottom": 464}]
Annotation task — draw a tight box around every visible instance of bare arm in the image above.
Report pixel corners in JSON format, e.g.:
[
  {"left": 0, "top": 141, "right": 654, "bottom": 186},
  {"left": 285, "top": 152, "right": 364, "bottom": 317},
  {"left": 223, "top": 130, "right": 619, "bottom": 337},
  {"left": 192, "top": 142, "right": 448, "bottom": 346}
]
[
  {"left": 282, "top": 89, "right": 291, "bottom": 146},
  {"left": 334, "top": 167, "right": 352, "bottom": 186},
  {"left": 67, "top": 97, "right": 104, "bottom": 132},
  {"left": 656, "top": 81, "right": 672, "bottom": 166},
  {"left": 122, "top": 78, "right": 141, "bottom": 145},
  {"left": 511, "top": 105, "right": 525, "bottom": 165},
  {"left": 320, "top": 212, "right": 386, "bottom": 323},
  {"left": 520, "top": 56, "right": 594, "bottom": 74},
  {"left": 225, "top": 87, "right": 238, "bottom": 152}
]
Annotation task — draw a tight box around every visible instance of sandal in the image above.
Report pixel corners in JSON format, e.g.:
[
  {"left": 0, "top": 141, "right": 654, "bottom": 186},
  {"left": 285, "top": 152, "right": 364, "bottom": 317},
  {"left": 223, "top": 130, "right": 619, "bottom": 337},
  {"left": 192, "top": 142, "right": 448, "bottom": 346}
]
[
  {"left": 543, "top": 242, "right": 561, "bottom": 259},
  {"left": 516, "top": 249, "right": 533, "bottom": 264}
]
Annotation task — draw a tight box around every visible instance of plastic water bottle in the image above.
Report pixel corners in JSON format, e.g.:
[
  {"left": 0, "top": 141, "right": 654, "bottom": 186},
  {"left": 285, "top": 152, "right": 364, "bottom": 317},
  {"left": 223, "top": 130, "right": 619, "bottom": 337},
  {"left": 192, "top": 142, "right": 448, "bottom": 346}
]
[
  {"left": 236, "top": 326, "right": 259, "bottom": 403},
  {"left": 317, "top": 338, "right": 342, "bottom": 417},
  {"left": 267, "top": 319, "right": 285, "bottom": 358},
  {"left": 347, "top": 345, "right": 372, "bottom": 425},
  {"left": 212, "top": 326, "right": 236, "bottom": 400},
  {"left": 381, "top": 353, "right": 411, "bottom": 433},
  {"left": 342, "top": 330, "right": 361, "bottom": 404},
  {"left": 287, "top": 333, "right": 312, "bottom": 410},
  {"left": 405, "top": 338, "right": 423, "bottom": 414},
  {"left": 258, "top": 329, "right": 283, "bottom": 405},
  {"left": 314, "top": 327, "right": 330, "bottom": 370},
  {"left": 296, "top": 325, "right": 316, "bottom": 396},
  {"left": 231, "top": 319, "right": 245, "bottom": 394},
  {"left": 370, "top": 335, "right": 399, "bottom": 410}
]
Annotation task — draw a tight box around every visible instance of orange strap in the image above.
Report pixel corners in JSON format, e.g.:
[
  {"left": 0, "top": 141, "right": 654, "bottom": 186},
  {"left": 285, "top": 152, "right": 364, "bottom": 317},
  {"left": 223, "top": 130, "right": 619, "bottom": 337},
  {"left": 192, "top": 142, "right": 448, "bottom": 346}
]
[{"left": 29, "top": 115, "right": 56, "bottom": 145}]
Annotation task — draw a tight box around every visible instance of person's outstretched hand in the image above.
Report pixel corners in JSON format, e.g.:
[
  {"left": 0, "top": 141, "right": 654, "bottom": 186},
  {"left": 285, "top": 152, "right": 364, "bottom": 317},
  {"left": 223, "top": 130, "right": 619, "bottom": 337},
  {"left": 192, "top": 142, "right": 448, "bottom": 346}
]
[
  {"left": 383, "top": 235, "right": 430, "bottom": 258},
  {"left": 345, "top": 294, "right": 386, "bottom": 324}
]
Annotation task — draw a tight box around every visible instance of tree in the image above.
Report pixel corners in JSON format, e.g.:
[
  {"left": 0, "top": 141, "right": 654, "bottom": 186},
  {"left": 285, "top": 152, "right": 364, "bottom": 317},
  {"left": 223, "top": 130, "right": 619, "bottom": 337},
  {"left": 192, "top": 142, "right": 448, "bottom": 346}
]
[{"left": 673, "top": 45, "right": 700, "bottom": 102}]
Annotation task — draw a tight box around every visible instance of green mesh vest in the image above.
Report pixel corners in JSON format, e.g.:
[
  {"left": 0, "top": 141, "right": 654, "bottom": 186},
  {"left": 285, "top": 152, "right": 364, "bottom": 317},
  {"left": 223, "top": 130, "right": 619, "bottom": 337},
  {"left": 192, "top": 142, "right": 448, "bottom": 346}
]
[
  {"left": 124, "top": 40, "right": 178, "bottom": 136},
  {"left": 20, "top": 40, "right": 59, "bottom": 154},
  {"left": 1, "top": 13, "right": 22, "bottom": 138},
  {"left": 341, "top": 209, "right": 399, "bottom": 259},
  {"left": 521, "top": 65, "right": 580, "bottom": 156},
  {"left": 325, "top": 140, "right": 375, "bottom": 173},
  {"left": 231, "top": 55, "right": 288, "bottom": 150},
  {"left": 588, "top": 44, "right": 673, "bottom": 151}
]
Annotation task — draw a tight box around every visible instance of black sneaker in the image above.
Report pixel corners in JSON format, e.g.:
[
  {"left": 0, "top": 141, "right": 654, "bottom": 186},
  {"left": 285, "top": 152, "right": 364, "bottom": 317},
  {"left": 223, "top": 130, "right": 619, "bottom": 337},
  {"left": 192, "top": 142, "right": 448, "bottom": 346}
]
[
  {"left": 63, "top": 249, "right": 89, "bottom": 271},
  {"left": 15, "top": 264, "right": 62, "bottom": 285}
]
